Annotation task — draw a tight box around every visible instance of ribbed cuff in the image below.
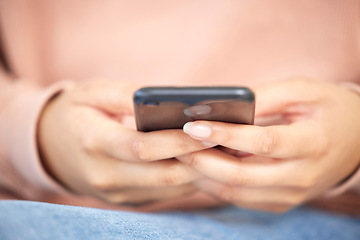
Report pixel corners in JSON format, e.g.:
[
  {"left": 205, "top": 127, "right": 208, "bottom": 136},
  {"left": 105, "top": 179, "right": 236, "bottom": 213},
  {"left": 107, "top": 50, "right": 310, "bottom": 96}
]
[{"left": 0, "top": 80, "right": 75, "bottom": 194}]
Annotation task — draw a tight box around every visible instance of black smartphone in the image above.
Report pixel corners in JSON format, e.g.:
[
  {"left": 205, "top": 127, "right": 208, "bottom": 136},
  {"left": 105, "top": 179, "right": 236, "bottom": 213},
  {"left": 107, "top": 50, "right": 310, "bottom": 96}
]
[{"left": 134, "top": 87, "right": 255, "bottom": 132}]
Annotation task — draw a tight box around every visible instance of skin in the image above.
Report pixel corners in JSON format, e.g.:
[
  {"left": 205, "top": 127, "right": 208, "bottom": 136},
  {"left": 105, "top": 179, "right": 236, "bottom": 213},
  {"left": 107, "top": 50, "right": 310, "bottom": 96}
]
[
  {"left": 179, "top": 78, "right": 360, "bottom": 212},
  {"left": 38, "top": 79, "right": 215, "bottom": 205},
  {"left": 39, "top": 78, "right": 360, "bottom": 212}
]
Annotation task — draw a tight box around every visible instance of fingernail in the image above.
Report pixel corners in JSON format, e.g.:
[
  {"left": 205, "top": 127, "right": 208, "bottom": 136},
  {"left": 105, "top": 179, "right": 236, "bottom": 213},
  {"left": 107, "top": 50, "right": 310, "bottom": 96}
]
[{"left": 183, "top": 122, "right": 212, "bottom": 139}]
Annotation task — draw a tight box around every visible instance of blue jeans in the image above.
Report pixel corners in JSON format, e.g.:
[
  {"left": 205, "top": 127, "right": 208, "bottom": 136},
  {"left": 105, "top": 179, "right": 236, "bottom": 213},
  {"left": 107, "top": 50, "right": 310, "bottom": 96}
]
[{"left": 0, "top": 200, "right": 359, "bottom": 240}]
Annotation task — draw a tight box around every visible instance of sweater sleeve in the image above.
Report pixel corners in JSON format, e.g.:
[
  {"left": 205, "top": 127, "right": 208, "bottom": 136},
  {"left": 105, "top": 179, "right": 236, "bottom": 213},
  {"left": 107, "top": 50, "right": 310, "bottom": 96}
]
[
  {"left": 0, "top": 71, "right": 74, "bottom": 199},
  {"left": 326, "top": 82, "right": 360, "bottom": 197}
]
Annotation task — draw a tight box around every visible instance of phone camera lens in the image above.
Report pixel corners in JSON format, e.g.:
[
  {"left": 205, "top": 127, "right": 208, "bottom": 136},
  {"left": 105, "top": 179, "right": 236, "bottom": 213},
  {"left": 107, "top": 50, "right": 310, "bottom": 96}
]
[{"left": 144, "top": 101, "right": 159, "bottom": 106}]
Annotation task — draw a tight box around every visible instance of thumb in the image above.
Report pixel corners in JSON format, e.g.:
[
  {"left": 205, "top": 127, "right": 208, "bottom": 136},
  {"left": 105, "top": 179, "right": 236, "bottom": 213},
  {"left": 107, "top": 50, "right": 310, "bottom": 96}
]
[
  {"left": 254, "top": 79, "right": 320, "bottom": 117},
  {"left": 73, "top": 79, "right": 141, "bottom": 114}
]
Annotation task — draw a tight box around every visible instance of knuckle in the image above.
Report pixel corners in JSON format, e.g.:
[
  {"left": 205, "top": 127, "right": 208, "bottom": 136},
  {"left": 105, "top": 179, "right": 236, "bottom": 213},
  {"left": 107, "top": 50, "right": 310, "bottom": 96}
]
[
  {"left": 225, "top": 168, "right": 252, "bottom": 186},
  {"left": 218, "top": 186, "right": 237, "bottom": 202},
  {"left": 132, "top": 136, "right": 153, "bottom": 161},
  {"left": 256, "top": 129, "right": 279, "bottom": 155},
  {"left": 176, "top": 137, "right": 197, "bottom": 154},
  {"left": 220, "top": 127, "right": 233, "bottom": 144},
  {"left": 186, "top": 152, "right": 200, "bottom": 168},
  {"left": 82, "top": 135, "right": 99, "bottom": 154},
  {"left": 86, "top": 171, "right": 114, "bottom": 192},
  {"left": 158, "top": 165, "right": 187, "bottom": 186}
]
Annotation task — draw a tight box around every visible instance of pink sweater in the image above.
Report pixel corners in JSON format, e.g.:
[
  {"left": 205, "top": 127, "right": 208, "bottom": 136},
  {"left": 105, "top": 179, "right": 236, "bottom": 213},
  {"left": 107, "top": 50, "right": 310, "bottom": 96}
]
[{"left": 0, "top": 0, "right": 359, "bottom": 214}]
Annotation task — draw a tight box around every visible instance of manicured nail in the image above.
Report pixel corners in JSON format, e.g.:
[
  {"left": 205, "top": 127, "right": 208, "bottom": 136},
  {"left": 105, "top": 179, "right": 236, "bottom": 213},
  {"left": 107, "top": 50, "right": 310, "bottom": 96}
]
[{"left": 183, "top": 122, "right": 212, "bottom": 139}]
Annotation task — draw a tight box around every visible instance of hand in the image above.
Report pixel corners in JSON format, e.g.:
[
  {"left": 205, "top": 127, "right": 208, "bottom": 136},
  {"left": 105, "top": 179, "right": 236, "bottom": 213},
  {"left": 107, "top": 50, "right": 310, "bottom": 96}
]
[
  {"left": 38, "top": 79, "right": 213, "bottom": 205},
  {"left": 178, "top": 79, "right": 360, "bottom": 212}
]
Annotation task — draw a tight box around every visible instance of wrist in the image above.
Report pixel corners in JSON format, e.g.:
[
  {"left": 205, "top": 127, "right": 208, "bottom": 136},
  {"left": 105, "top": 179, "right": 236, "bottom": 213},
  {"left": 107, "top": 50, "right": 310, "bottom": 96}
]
[
  {"left": 325, "top": 81, "right": 360, "bottom": 196},
  {"left": 0, "top": 80, "right": 75, "bottom": 196}
]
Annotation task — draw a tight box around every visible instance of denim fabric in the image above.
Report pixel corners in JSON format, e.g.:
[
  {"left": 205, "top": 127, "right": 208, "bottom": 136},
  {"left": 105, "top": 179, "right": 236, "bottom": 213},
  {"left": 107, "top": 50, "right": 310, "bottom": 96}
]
[{"left": 0, "top": 200, "right": 359, "bottom": 240}]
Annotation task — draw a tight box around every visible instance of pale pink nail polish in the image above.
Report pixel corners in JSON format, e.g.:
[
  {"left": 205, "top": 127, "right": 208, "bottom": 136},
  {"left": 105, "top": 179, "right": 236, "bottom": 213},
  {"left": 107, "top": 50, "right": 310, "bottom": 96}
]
[{"left": 183, "top": 122, "right": 212, "bottom": 139}]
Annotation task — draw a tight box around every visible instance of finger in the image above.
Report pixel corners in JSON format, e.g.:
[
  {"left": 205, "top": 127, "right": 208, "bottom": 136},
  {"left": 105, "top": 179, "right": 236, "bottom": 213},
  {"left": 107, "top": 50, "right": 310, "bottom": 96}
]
[
  {"left": 216, "top": 146, "right": 253, "bottom": 158},
  {"left": 183, "top": 121, "right": 319, "bottom": 158},
  {"left": 96, "top": 184, "right": 196, "bottom": 204},
  {"left": 177, "top": 149, "right": 303, "bottom": 188},
  {"left": 99, "top": 123, "right": 215, "bottom": 162},
  {"left": 254, "top": 79, "right": 322, "bottom": 117},
  {"left": 195, "top": 178, "right": 306, "bottom": 206},
  {"left": 129, "top": 129, "right": 216, "bottom": 161},
  {"left": 72, "top": 79, "right": 140, "bottom": 114},
  {"left": 85, "top": 159, "right": 202, "bottom": 191},
  {"left": 96, "top": 116, "right": 215, "bottom": 162}
]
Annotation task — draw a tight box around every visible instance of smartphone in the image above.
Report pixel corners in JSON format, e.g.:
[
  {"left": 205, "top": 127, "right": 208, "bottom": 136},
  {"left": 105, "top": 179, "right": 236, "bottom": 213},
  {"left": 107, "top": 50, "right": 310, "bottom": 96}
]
[{"left": 134, "top": 87, "right": 255, "bottom": 132}]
